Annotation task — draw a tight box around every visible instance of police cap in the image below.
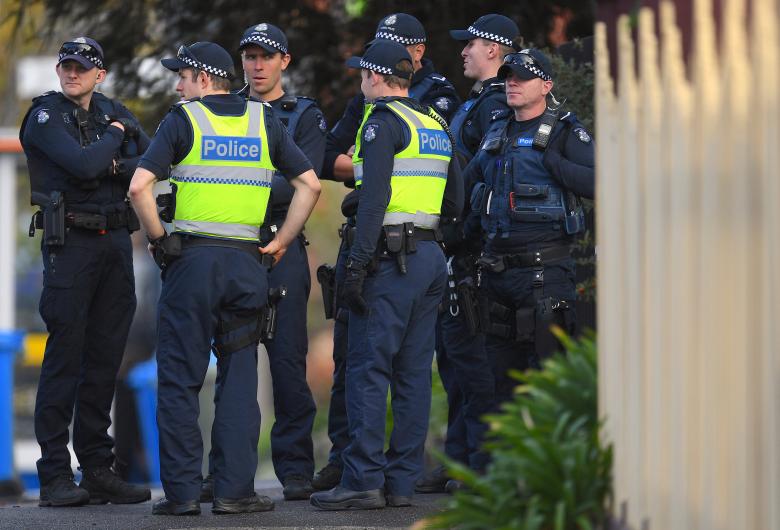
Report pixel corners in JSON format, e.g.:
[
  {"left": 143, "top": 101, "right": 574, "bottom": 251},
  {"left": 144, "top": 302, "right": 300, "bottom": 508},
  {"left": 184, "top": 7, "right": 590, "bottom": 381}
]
[
  {"left": 58, "top": 37, "right": 105, "bottom": 70},
  {"left": 372, "top": 13, "right": 426, "bottom": 46},
  {"left": 346, "top": 40, "right": 413, "bottom": 80},
  {"left": 449, "top": 14, "right": 519, "bottom": 49},
  {"left": 498, "top": 49, "right": 553, "bottom": 82},
  {"left": 161, "top": 42, "right": 235, "bottom": 79},
  {"left": 239, "top": 23, "right": 289, "bottom": 54}
]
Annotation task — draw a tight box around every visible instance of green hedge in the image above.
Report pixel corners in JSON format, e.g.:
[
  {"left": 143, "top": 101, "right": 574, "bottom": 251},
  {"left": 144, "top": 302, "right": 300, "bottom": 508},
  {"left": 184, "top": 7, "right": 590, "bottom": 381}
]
[{"left": 427, "top": 331, "right": 612, "bottom": 530}]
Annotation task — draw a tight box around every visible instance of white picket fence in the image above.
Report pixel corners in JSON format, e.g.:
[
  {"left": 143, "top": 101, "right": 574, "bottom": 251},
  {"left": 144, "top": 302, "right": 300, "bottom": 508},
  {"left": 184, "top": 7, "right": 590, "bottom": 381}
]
[{"left": 595, "top": 0, "right": 779, "bottom": 529}]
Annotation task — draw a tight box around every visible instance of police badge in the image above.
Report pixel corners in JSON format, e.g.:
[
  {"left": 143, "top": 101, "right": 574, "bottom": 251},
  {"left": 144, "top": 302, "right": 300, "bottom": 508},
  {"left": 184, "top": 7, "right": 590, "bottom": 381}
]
[
  {"left": 574, "top": 127, "right": 591, "bottom": 143},
  {"left": 317, "top": 114, "right": 327, "bottom": 132},
  {"left": 435, "top": 97, "right": 449, "bottom": 111},
  {"left": 385, "top": 15, "right": 397, "bottom": 25},
  {"left": 36, "top": 110, "right": 50, "bottom": 124},
  {"left": 363, "top": 124, "right": 377, "bottom": 143}
]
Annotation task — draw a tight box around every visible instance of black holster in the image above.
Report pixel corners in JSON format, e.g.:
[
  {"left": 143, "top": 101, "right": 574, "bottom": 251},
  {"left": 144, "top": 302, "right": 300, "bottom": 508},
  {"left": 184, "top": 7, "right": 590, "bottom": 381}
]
[
  {"left": 152, "top": 233, "right": 182, "bottom": 270},
  {"left": 380, "top": 224, "right": 439, "bottom": 274},
  {"left": 30, "top": 191, "right": 66, "bottom": 247},
  {"left": 261, "top": 286, "right": 287, "bottom": 342},
  {"left": 316, "top": 264, "right": 337, "bottom": 320}
]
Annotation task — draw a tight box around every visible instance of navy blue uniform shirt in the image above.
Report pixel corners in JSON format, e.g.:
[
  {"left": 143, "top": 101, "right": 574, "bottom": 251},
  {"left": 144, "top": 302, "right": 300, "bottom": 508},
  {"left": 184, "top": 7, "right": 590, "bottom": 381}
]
[
  {"left": 22, "top": 91, "right": 150, "bottom": 210},
  {"left": 349, "top": 98, "right": 463, "bottom": 266},
  {"left": 456, "top": 77, "right": 508, "bottom": 163},
  {"left": 138, "top": 93, "right": 312, "bottom": 180},
  {"left": 321, "top": 58, "right": 460, "bottom": 181},
  {"left": 266, "top": 95, "right": 326, "bottom": 220}
]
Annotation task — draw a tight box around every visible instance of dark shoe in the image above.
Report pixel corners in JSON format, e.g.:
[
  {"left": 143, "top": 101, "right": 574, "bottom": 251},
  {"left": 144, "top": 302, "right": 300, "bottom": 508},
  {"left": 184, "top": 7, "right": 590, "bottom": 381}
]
[
  {"left": 445, "top": 479, "right": 466, "bottom": 494},
  {"left": 310, "top": 486, "right": 385, "bottom": 511},
  {"left": 414, "top": 465, "right": 449, "bottom": 494},
  {"left": 385, "top": 493, "right": 412, "bottom": 507},
  {"left": 199, "top": 474, "right": 214, "bottom": 503},
  {"left": 152, "top": 497, "right": 200, "bottom": 515},
  {"left": 282, "top": 474, "right": 314, "bottom": 500},
  {"left": 212, "top": 493, "right": 274, "bottom": 514},
  {"left": 39, "top": 474, "right": 90, "bottom": 507},
  {"left": 79, "top": 466, "right": 151, "bottom": 504},
  {"left": 312, "top": 463, "right": 342, "bottom": 490}
]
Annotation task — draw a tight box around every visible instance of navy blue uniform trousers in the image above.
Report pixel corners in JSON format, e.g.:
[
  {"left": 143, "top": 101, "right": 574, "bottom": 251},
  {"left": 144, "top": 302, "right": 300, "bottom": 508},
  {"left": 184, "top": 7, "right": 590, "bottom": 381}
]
[
  {"left": 265, "top": 236, "right": 316, "bottom": 480},
  {"left": 35, "top": 229, "right": 136, "bottom": 484},
  {"left": 482, "top": 259, "right": 577, "bottom": 405},
  {"left": 438, "top": 275, "right": 494, "bottom": 471},
  {"left": 341, "top": 242, "right": 446, "bottom": 496},
  {"left": 325, "top": 239, "right": 350, "bottom": 467},
  {"left": 156, "top": 245, "right": 267, "bottom": 502}
]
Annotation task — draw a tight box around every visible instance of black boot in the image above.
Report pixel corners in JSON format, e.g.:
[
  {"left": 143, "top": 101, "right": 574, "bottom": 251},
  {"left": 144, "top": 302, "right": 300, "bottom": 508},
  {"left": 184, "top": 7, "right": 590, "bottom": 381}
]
[
  {"left": 311, "top": 463, "right": 342, "bottom": 491},
  {"left": 282, "top": 474, "right": 314, "bottom": 500},
  {"left": 414, "top": 465, "right": 450, "bottom": 494},
  {"left": 152, "top": 497, "right": 200, "bottom": 515},
  {"left": 199, "top": 474, "right": 214, "bottom": 503},
  {"left": 39, "top": 474, "right": 90, "bottom": 507},
  {"left": 212, "top": 493, "right": 274, "bottom": 514},
  {"left": 79, "top": 466, "right": 151, "bottom": 504},
  {"left": 310, "top": 486, "right": 385, "bottom": 511}
]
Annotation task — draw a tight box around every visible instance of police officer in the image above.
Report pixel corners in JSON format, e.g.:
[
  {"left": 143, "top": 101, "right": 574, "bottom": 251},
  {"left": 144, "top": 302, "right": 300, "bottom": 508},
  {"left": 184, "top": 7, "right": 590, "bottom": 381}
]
[
  {"left": 129, "top": 41, "right": 320, "bottom": 515},
  {"left": 415, "top": 14, "right": 522, "bottom": 494},
  {"left": 449, "top": 14, "right": 520, "bottom": 163},
  {"left": 20, "top": 37, "right": 151, "bottom": 507},
  {"left": 465, "top": 49, "right": 594, "bottom": 406},
  {"left": 198, "top": 22, "right": 325, "bottom": 503},
  {"left": 310, "top": 41, "right": 462, "bottom": 510},
  {"left": 313, "top": 11, "right": 460, "bottom": 493}
]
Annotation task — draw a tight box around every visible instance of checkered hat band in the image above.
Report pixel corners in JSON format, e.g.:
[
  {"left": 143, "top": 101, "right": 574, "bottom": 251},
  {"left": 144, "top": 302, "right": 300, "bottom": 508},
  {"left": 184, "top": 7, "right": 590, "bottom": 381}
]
[
  {"left": 374, "top": 32, "right": 425, "bottom": 45},
  {"left": 240, "top": 35, "right": 288, "bottom": 54},
  {"left": 360, "top": 59, "right": 394, "bottom": 75},
  {"left": 59, "top": 52, "right": 103, "bottom": 69},
  {"left": 178, "top": 54, "right": 230, "bottom": 78},
  {"left": 523, "top": 64, "right": 551, "bottom": 81},
  {"left": 468, "top": 25, "right": 513, "bottom": 47}
]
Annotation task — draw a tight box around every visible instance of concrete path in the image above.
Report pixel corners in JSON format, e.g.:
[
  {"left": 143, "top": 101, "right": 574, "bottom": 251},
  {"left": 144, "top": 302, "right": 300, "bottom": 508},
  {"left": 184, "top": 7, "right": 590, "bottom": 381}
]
[{"left": 0, "top": 481, "right": 447, "bottom": 530}]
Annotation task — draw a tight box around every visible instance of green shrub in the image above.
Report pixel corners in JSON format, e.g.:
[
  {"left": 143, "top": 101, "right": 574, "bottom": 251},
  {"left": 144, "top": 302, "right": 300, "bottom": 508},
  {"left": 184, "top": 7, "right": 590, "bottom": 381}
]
[{"left": 426, "top": 331, "right": 612, "bottom": 530}]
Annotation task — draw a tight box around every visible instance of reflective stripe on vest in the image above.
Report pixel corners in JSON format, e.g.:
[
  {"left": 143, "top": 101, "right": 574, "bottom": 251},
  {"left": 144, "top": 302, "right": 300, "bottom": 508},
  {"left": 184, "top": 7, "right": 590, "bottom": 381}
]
[
  {"left": 352, "top": 100, "right": 451, "bottom": 224},
  {"left": 170, "top": 100, "right": 276, "bottom": 241}
]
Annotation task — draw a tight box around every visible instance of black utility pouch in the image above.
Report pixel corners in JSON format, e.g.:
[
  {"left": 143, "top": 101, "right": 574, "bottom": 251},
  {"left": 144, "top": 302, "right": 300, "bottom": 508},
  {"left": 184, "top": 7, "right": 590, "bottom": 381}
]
[
  {"left": 383, "top": 224, "right": 405, "bottom": 253},
  {"left": 515, "top": 306, "right": 536, "bottom": 343},
  {"left": 126, "top": 207, "right": 141, "bottom": 232},
  {"left": 456, "top": 279, "right": 480, "bottom": 335},
  {"left": 403, "top": 222, "right": 417, "bottom": 253},
  {"left": 43, "top": 191, "right": 66, "bottom": 247},
  {"left": 156, "top": 191, "right": 176, "bottom": 223}
]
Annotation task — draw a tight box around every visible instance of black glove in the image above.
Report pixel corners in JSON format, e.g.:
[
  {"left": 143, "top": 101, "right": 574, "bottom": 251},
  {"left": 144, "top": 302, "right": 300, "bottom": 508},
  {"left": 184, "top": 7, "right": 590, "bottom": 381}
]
[
  {"left": 113, "top": 117, "right": 139, "bottom": 139},
  {"left": 341, "top": 262, "right": 368, "bottom": 316}
]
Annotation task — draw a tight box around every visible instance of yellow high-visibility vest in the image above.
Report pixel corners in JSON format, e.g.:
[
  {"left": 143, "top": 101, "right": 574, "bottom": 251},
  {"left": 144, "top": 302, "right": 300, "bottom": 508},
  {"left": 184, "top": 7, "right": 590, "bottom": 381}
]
[
  {"left": 170, "top": 100, "right": 276, "bottom": 241},
  {"left": 353, "top": 100, "right": 451, "bottom": 229}
]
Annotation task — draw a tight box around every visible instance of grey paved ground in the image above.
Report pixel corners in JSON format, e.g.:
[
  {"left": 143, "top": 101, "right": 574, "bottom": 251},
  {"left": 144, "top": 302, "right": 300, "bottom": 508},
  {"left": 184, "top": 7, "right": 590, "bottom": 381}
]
[{"left": 0, "top": 482, "right": 447, "bottom": 530}]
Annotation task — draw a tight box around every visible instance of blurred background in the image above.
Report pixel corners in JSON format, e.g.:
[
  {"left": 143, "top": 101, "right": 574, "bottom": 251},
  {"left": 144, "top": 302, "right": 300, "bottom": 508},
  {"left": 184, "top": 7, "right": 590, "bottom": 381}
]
[{"left": 0, "top": 0, "right": 595, "bottom": 492}]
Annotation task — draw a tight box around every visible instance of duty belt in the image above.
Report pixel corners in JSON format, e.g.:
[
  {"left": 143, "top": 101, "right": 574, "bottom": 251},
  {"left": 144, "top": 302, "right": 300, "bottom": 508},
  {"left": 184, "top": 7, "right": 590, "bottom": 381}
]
[
  {"left": 179, "top": 235, "right": 275, "bottom": 267},
  {"left": 478, "top": 245, "right": 571, "bottom": 273},
  {"left": 64, "top": 209, "right": 139, "bottom": 231}
]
